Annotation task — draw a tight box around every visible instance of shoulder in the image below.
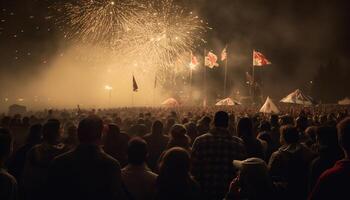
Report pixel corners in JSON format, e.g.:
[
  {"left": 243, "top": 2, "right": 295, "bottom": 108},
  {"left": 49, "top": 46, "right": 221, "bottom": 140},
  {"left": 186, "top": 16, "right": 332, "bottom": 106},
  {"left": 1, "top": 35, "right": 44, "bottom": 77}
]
[{"left": 0, "top": 169, "right": 17, "bottom": 187}]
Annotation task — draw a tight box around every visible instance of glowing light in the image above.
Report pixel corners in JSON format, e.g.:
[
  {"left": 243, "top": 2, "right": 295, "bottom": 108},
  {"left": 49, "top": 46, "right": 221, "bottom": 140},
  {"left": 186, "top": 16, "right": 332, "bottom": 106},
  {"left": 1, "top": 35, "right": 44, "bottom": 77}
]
[
  {"left": 18, "top": 98, "right": 24, "bottom": 102},
  {"left": 104, "top": 85, "right": 113, "bottom": 90}
]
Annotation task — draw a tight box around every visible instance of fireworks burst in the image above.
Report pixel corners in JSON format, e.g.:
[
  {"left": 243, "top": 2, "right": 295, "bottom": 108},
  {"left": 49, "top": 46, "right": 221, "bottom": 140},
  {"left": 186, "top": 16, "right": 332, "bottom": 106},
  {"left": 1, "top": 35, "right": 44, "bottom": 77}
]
[
  {"left": 53, "top": 0, "right": 209, "bottom": 86},
  {"left": 54, "top": 0, "right": 141, "bottom": 47}
]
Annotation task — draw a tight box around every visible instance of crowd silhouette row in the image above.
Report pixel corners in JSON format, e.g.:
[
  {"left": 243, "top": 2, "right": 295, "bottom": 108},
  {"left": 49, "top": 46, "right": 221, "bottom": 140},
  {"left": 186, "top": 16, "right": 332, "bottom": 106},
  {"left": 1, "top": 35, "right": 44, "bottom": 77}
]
[{"left": 0, "top": 106, "right": 349, "bottom": 200}]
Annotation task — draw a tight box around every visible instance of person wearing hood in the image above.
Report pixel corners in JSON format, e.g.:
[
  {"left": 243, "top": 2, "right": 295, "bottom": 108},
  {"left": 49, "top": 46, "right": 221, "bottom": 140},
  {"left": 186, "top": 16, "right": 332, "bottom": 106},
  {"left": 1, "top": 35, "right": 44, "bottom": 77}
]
[{"left": 268, "top": 125, "right": 315, "bottom": 200}]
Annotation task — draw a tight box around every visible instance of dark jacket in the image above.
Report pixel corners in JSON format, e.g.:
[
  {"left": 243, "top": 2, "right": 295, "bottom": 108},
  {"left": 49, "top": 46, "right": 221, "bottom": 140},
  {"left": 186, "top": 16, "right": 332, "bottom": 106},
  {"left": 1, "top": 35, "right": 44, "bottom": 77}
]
[
  {"left": 268, "top": 143, "right": 315, "bottom": 200},
  {"left": 46, "top": 144, "right": 126, "bottom": 200}
]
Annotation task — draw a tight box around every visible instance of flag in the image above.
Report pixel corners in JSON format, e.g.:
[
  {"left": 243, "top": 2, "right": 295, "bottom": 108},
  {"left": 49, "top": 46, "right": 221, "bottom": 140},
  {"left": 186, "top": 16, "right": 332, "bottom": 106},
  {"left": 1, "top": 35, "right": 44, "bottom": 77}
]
[
  {"left": 221, "top": 47, "right": 227, "bottom": 61},
  {"left": 190, "top": 52, "right": 198, "bottom": 68},
  {"left": 245, "top": 72, "right": 253, "bottom": 85},
  {"left": 205, "top": 51, "right": 219, "bottom": 68},
  {"left": 253, "top": 50, "right": 271, "bottom": 66},
  {"left": 132, "top": 75, "right": 138, "bottom": 92}
]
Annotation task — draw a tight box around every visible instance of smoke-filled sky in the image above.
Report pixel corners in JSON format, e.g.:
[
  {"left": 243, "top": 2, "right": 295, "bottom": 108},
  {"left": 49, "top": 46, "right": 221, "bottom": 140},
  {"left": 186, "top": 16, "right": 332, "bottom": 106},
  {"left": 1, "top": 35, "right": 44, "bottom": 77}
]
[{"left": 0, "top": 0, "right": 349, "bottom": 109}]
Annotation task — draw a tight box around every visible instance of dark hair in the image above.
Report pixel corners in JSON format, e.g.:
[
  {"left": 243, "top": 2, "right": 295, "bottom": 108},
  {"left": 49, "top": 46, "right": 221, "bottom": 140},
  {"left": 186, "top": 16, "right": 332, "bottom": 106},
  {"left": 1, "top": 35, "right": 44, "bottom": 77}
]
[
  {"left": 151, "top": 120, "right": 163, "bottom": 135},
  {"left": 337, "top": 117, "right": 350, "bottom": 152},
  {"left": 214, "top": 111, "right": 229, "bottom": 128},
  {"left": 0, "top": 128, "right": 12, "bottom": 159},
  {"left": 127, "top": 137, "right": 148, "bottom": 165},
  {"left": 280, "top": 125, "right": 299, "bottom": 144},
  {"left": 316, "top": 126, "right": 339, "bottom": 147},
  {"left": 259, "top": 121, "right": 271, "bottom": 132},
  {"left": 237, "top": 117, "right": 253, "bottom": 138},
  {"left": 158, "top": 147, "right": 191, "bottom": 185},
  {"left": 26, "top": 124, "right": 42, "bottom": 144},
  {"left": 42, "top": 119, "right": 61, "bottom": 144},
  {"left": 78, "top": 115, "right": 103, "bottom": 143}
]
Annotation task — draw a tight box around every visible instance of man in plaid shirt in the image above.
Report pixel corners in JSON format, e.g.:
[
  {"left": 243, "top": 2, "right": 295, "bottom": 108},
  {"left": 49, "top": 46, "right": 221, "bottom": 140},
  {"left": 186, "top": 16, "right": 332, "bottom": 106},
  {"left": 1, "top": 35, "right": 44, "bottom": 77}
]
[{"left": 191, "top": 111, "right": 246, "bottom": 200}]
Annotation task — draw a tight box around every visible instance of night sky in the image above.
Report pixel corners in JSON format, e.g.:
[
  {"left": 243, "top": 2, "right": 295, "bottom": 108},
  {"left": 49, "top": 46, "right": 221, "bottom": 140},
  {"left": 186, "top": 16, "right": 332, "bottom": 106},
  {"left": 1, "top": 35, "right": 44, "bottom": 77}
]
[{"left": 0, "top": 0, "right": 349, "bottom": 100}]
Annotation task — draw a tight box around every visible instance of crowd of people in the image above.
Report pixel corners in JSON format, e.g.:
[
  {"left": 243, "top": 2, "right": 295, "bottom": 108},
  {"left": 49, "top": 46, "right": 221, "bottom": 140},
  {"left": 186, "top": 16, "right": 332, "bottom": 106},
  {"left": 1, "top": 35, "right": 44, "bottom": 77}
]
[{"left": 0, "top": 105, "right": 349, "bottom": 200}]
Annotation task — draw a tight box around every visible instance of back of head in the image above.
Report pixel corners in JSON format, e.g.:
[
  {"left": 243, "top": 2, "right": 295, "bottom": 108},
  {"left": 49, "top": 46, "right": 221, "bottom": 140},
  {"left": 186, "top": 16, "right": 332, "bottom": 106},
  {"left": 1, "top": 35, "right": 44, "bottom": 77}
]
[
  {"left": 237, "top": 117, "right": 253, "bottom": 138},
  {"left": 43, "top": 119, "right": 61, "bottom": 145},
  {"left": 78, "top": 115, "right": 103, "bottom": 144},
  {"left": 337, "top": 117, "right": 350, "bottom": 154},
  {"left": 0, "top": 128, "right": 12, "bottom": 160},
  {"left": 170, "top": 124, "right": 187, "bottom": 138},
  {"left": 316, "top": 126, "right": 339, "bottom": 148},
  {"left": 270, "top": 114, "right": 279, "bottom": 127},
  {"left": 151, "top": 120, "right": 163, "bottom": 135},
  {"left": 127, "top": 137, "right": 148, "bottom": 165},
  {"left": 27, "top": 123, "right": 42, "bottom": 144},
  {"left": 107, "top": 123, "right": 120, "bottom": 138},
  {"left": 259, "top": 120, "right": 271, "bottom": 132},
  {"left": 280, "top": 125, "right": 299, "bottom": 144},
  {"left": 214, "top": 111, "right": 229, "bottom": 128},
  {"left": 159, "top": 147, "right": 190, "bottom": 180}
]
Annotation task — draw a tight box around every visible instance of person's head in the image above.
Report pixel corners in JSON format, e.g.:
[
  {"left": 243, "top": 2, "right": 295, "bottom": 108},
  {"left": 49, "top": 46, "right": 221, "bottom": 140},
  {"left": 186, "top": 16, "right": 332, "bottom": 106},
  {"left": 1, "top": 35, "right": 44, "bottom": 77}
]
[
  {"left": 270, "top": 114, "right": 279, "bottom": 127},
  {"left": 237, "top": 117, "right": 253, "bottom": 138},
  {"left": 42, "top": 119, "right": 61, "bottom": 145},
  {"left": 233, "top": 158, "right": 274, "bottom": 198},
  {"left": 296, "top": 116, "right": 308, "bottom": 132},
  {"left": 259, "top": 120, "right": 271, "bottom": 133},
  {"left": 158, "top": 147, "right": 191, "bottom": 181},
  {"left": 78, "top": 115, "right": 103, "bottom": 144},
  {"left": 214, "top": 111, "right": 229, "bottom": 128},
  {"left": 305, "top": 126, "right": 317, "bottom": 144},
  {"left": 170, "top": 124, "right": 187, "bottom": 138},
  {"left": 26, "top": 123, "right": 42, "bottom": 144},
  {"left": 107, "top": 123, "right": 120, "bottom": 137},
  {"left": 127, "top": 137, "right": 148, "bottom": 166},
  {"left": 316, "top": 126, "right": 339, "bottom": 148},
  {"left": 337, "top": 117, "right": 350, "bottom": 156},
  {"left": 0, "top": 128, "right": 12, "bottom": 163},
  {"left": 199, "top": 116, "right": 211, "bottom": 126},
  {"left": 280, "top": 125, "right": 299, "bottom": 145},
  {"left": 151, "top": 120, "right": 163, "bottom": 135}
]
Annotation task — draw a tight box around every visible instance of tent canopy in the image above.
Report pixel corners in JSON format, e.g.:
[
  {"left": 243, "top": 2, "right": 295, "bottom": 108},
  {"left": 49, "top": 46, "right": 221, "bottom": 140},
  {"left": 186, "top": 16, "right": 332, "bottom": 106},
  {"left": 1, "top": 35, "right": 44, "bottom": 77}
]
[
  {"left": 161, "top": 98, "right": 179, "bottom": 107},
  {"left": 215, "top": 98, "right": 241, "bottom": 106},
  {"left": 260, "top": 97, "right": 279, "bottom": 114},
  {"left": 338, "top": 97, "right": 350, "bottom": 105},
  {"left": 280, "top": 89, "right": 315, "bottom": 106}
]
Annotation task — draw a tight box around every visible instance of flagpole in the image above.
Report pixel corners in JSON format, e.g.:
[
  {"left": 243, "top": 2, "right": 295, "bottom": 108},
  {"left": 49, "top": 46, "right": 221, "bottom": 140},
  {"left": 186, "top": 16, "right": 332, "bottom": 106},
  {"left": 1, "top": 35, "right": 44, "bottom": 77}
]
[
  {"left": 224, "top": 53, "right": 228, "bottom": 97},
  {"left": 252, "top": 50, "right": 255, "bottom": 103},
  {"left": 203, "top": 48, "right": 207, "bottom": 107}
]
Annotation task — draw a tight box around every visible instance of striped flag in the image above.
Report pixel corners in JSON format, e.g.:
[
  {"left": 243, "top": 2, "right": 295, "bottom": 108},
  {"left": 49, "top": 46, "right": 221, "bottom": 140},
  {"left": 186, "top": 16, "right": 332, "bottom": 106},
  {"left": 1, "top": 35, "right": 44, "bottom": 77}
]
[
  {"left": 221, "top": 47, "right": 227, "bottom": 61},
  {"left": 205, "top": 52, "right": 219, "bottom": 68},
  {"left": 253, "top": 50, "right": 271, "bottom": 66}
]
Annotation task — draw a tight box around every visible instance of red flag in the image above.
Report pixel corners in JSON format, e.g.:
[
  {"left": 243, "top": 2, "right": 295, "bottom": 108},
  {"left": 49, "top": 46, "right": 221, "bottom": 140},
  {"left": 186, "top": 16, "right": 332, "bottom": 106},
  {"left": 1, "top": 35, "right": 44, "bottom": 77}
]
[
  {"left": 221, "top": 47, "right": 227, "bottom": 61},
  {"left": 190, "top": 52, "right": 198, "bottom": 68},
  {"left": 205, "top": 52, "right": 219, "bottom": 68},
  {"left": 253, "top": 50, "right": 271, "bottom": 66},
  {"left": 132, "top": 75, "right": 138, "bottom": 92}
]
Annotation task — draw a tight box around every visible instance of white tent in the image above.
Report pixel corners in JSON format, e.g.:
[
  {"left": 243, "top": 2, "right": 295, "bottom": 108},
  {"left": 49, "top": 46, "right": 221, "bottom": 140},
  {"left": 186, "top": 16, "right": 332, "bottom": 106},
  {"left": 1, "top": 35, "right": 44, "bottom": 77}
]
[
  {"left": 338, "top": 97, "right": 350, "bottom": 105},
  {"left": 215, "top": 98, "right": 241, "bottom": 106},
  {"left": 161, "top": 98, "right": 179, "bottom": 107},
  {"left": 280, "top": 89, "right": 315, "bottom": 106},
  {"left": 260, "top": 97, "right": 279, "bottom": 114}
]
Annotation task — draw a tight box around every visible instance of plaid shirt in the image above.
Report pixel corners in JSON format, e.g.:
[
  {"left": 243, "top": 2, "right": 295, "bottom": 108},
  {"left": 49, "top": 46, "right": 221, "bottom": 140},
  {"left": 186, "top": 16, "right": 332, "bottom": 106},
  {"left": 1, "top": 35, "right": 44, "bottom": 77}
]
[{"left": 191, "top": 127, "right": 246, "bottom": 200}]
